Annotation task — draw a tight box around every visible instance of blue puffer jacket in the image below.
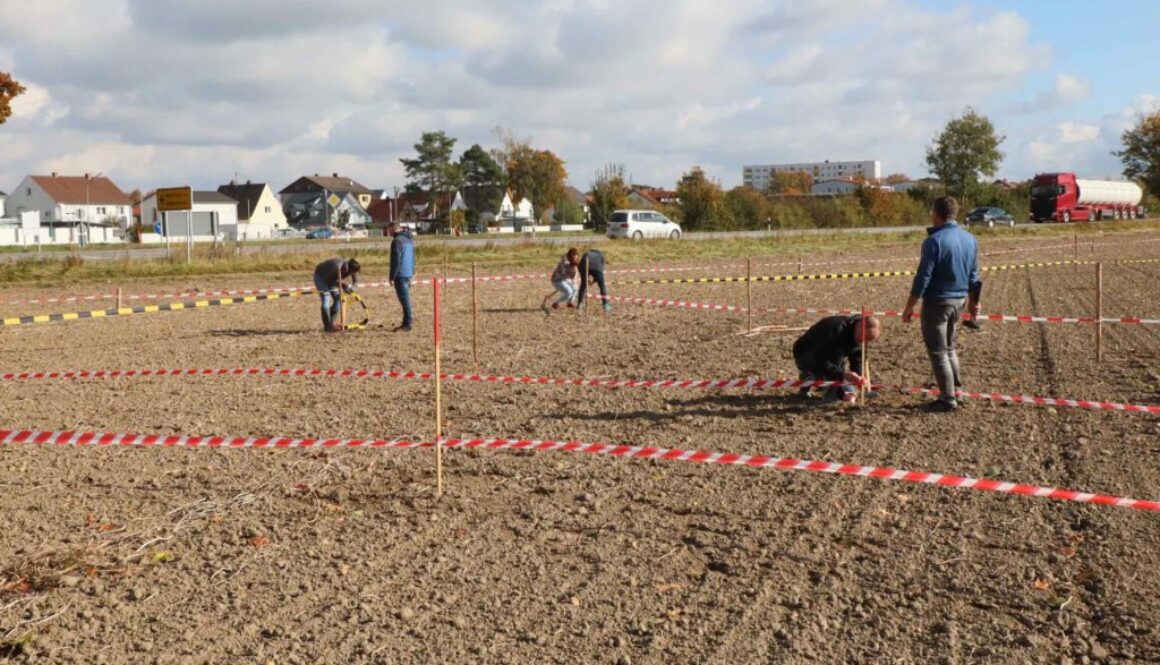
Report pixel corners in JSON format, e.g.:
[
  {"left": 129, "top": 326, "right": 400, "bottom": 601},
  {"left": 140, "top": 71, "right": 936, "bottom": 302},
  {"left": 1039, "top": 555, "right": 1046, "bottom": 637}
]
[
  {"left": 910, "top": 222, "right": 980, "bottom": 300},
  {"left": 390, "top": 229, "right": 415, "bottom": 280}
]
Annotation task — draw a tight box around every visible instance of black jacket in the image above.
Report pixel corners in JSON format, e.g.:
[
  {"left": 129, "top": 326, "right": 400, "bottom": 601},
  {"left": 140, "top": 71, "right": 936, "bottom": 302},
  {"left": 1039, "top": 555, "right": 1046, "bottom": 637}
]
[
  {"left": 792, "top": 315, "right": 863, "bottom": 378},
  {"left": 314, "top": 257, "right": 358, "bottom": 290},
  {"left": 580, "top": 249, "right": 605, "bottom": 274}
]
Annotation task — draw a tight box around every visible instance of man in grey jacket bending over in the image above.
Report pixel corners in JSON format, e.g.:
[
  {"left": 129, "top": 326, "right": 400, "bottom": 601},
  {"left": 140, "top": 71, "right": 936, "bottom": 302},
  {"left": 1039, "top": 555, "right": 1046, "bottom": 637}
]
[{"left": 901, "top": 196, "right": 981, "bottom": 412}]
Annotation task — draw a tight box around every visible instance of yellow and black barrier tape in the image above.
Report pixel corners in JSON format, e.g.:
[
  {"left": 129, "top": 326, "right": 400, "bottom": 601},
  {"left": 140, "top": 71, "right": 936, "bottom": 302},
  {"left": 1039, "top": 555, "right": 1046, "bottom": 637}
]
[
  {"left": 2, "top": 291, "right": 306, "bottom": 327},
  {"left": 611, "top": 257, "right": 1160, "bottom": 286}
]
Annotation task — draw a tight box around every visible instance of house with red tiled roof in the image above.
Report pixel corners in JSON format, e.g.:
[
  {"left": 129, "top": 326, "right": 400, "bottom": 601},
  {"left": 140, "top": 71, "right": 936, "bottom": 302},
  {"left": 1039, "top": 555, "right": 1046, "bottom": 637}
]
[
  {"left": 627, "top": 187, "right": 679, "bottom": 209},
  {"left": 4, "top": 173, "right": 131, "bottom": 244}
]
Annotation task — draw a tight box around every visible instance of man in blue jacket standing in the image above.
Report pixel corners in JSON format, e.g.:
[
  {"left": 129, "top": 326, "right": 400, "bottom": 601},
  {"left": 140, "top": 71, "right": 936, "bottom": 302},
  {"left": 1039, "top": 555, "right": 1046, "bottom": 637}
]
[
  {"left": 388, "top": 221, "right": 415, "bottom": 332},
  {"left": 901, "top": 196, "right": 981, "bottom": 412}
]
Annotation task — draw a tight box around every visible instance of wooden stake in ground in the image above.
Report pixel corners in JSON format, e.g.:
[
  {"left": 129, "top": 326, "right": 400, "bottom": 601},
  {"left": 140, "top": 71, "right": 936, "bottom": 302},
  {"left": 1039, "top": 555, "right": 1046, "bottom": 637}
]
[
  {"left": 860, "top": 304, "right": 868, "bottom": 402},
  {"left": 434, "top": 275, "right": 444, "bottom": 497},
  {"left": 472, "top": 262, "right": 479, "bottom": 371},
  {"left": 1074, "top": 234, "right": 1078, "bottom": 272},
  {"left": 798, "top": 256, "right": 802, "bottom": 273},
  {"left": 746, "top": 258, "right": 753, "bottom": 333},
  {"left": 116, "top": 287, "right": 122, "bottom": 310},
  {"left": 1096, "top": 262, "right": 1104, "bottom": 363}
]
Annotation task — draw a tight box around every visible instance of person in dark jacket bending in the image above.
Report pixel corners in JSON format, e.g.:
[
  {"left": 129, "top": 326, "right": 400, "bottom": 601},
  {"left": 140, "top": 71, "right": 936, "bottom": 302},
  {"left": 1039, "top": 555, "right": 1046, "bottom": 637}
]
[
  {"left": 313, "top": 257, "right": 360, "bottom": 332},
  {"left": 575, "top": 249, "right": 611, "bottom": 311},
  {"left": 793, "top": 314, "right": 880, "bottom": 403}
]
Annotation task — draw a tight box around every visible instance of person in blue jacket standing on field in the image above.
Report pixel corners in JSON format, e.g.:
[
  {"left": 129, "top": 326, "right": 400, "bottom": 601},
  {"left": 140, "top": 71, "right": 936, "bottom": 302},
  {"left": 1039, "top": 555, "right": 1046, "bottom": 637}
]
[
  {"left": 388, "top": 221, "right": 415, "bottom": 332},
  {"left": 901, "top": 196, "right": 981, "bottom": 412}
]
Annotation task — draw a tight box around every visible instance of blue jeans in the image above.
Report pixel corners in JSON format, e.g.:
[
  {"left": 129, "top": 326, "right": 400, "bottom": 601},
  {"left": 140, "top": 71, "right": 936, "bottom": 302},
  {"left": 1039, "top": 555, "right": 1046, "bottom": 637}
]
[
  {"left": 313, "top": 273, "right": 340, "bottom": 330},
  {"left": 552, "top": 279, "right": 576, "bottom": 306},
  {"left": 394, "top": 277, "right": 413, "bottom": 327}
]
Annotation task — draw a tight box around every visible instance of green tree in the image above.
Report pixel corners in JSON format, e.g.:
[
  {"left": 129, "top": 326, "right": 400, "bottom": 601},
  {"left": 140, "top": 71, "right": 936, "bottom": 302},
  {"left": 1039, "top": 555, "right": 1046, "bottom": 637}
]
[
  {"left": 884, "top": 173, "right": 910, "bottom": 185},
  {"left": 458, "top": 142, "right": 506, "bottom": 219},
  {"left": 722, "top": 186, "right": 769, "bottom": 230},
  {"left": 498, "top": 134, "right": 567, "bottom": 222},
  {"left": 400, "top": 131, "right": 463, "bottom": 219},
  {"left": 926, "top": 108, "right": 1005, "bottom": 198},
  {"left": 1116, "top": 109, "right": 1160, "bottom": 199},
  {"left": 0, "top": 71, "right": 25, "bottom": 126},
  {"left": 552, "top": 197, "right": 587, "bottom": 225},
  {"left": 766, "top": 171, "right": 814, "bottom": 195},
  {"left": 675, "top": 166, "right": 723, "bottom": 230},
  {"left": 459, "top": 143, "right": 505, "bottom": 187},
  {"left": 589, "top": 163, "right": 630, "bottom": 230}
]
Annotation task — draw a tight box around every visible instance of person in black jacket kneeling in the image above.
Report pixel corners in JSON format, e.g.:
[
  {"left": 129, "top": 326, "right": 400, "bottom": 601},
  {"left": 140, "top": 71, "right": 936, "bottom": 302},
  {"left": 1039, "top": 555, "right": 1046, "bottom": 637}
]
[{"left": 793, "top": 314, "right": 880, "bottom": 403}]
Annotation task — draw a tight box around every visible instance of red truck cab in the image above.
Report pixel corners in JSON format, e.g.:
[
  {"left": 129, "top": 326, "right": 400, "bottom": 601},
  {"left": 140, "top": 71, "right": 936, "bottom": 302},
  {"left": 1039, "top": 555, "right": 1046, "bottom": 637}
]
[{"left": 1030, "top": 173, "right": 1083, "bottom": 223}]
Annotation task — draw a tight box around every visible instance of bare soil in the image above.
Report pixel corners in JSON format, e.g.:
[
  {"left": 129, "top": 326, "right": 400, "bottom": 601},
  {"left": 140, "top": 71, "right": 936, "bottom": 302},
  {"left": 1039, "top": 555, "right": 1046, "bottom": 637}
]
[{"left": 1, "top": 232, "right": 1159, "bottom": 664}]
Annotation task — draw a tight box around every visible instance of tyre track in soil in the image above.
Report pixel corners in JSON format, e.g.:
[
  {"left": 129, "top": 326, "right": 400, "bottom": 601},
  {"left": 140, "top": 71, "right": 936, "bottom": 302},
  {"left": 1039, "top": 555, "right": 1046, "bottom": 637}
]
[
  {"left": 154, "top": 452, "right": 482, "bottom": 662},
  {"left": 1025, "top": 266, "right": 1143, "bottom": 662},
  {"left": 688, "top": 275, "right": 919, "bottom": 663},
  {"left": 1050, "top": 262, "right": 1160, "bottom": 662},
  {"left": 695, "top": 428, "right": 903, "bottom": 663}
]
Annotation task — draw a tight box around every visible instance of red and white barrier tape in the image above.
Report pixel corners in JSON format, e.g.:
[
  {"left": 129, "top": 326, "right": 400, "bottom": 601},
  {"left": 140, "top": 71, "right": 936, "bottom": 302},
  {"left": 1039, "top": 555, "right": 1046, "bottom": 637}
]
[
  {"left": 4, "top": 365, "right": 1158, "bottom": 417},
  {"left": 886, "top": 384, "right": 1160, "bottom": 415},
  {"left": 601, "top": 293, "right": 1160, "bottom": 325},
  {"left": 2, "top": 429, "right": 1156, "bottom": 513}
]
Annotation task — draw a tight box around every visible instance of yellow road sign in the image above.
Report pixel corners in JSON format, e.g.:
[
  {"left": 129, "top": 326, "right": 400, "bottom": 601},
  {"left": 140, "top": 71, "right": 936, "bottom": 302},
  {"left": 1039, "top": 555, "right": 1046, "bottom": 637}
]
[{"left": 156, "top": 186, "right": 193, "bottom": 212}]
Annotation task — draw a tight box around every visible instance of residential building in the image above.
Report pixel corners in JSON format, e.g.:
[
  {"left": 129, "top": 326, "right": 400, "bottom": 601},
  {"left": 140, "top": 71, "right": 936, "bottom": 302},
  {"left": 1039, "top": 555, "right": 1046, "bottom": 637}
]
[
  {"left": 0, "top": 190, "right": 7, "bottom": 217},
  {"left": 217, "top": 181, "right": 288, "bottom": 240},
  {"left": 627, "top": 187, "right": 679, "bottom": 209},
  {"left": 283, "top": 190, "right": 371, "bottom": 229},
  {"left": 744, "top": 160, "right": 881, "bottom": 191},
  {"left": 279, "top": 173, "right": 375, "bottom": 210},
  {"left": 810, "top": 178, "right": 861, "bottom": 195},
  {"left": 5, "top": 173, "right": 131, "bottom": 244},
  {"left": 140, "top": 190, "right": 238, "bottom": 241},
  {"left": 890, "top": 178, "right": 941, "bottom": 193}
]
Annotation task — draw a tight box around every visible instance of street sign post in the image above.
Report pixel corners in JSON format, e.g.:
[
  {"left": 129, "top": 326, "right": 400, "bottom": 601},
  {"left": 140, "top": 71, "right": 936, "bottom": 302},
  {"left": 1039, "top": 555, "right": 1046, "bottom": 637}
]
[
  {"left": 156, "top": 187, "right": 192, "bottom": 212},
  {"left": 156, "top": 187, "right": 193, "bottom": 262}
]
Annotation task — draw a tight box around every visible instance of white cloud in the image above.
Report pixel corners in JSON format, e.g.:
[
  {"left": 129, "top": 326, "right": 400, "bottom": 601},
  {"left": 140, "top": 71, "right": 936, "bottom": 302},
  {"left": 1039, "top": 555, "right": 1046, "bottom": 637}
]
[
  {"left": 1022, "top": 95, "right": 1160, "bottom": 178},
  {"left": 0, "top": 0, "right": 1144, "bottom": 195},
  {"left": 1056, "top": 121, "right": 1099, "bottom": 144},
  {"left": 1011, "top": 72, "right": 1091, "bottom": 113}
]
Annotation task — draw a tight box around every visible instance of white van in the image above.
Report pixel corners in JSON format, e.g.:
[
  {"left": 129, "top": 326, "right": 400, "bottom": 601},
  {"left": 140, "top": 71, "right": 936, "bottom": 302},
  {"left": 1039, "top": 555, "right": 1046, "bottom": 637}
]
[{"left": 606, "top": 209, "right": 682, "bottom": 240}]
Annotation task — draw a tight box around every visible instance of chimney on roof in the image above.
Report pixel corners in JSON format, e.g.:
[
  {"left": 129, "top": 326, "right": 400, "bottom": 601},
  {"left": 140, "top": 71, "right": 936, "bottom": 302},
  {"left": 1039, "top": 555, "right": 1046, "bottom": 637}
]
[
  {"left": 51, "top": 172, "right": 58, "bottom": 178},
  {"left": 333, "top": 173, "right": 339, "bottom": 178},
  {"left": 246, "top": 180, "right": 251, "bottom": 185}
]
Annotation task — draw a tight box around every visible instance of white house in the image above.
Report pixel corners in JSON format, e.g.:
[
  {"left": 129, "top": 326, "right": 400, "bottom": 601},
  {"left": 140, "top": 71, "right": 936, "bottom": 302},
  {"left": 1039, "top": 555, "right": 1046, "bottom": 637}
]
[
  {"left": 810, "top": 179, "right": 861, "bottom": 196},
  {"left": 217, "top": 181, "right": 288, "bottom": 240},
  {"left": 450, "top": 187, "right": 535, "bottom": 232},
  {"left": 890, "top": 179, "right": 940, "bottom": 193},
  {"left": 4, "top": 174, "right": 131, "bottom": 244},
  {"left": 0, "top": 190, "right": 7, "bottom": 217},
  {"left": 140, "top": 190, "right": 238, "bottom": 241}
]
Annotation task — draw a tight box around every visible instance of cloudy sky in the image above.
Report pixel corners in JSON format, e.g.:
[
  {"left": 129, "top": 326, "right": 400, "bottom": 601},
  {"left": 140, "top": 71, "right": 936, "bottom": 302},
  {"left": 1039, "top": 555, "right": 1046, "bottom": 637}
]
[{"left": 1, "top": 0, "right": 1158, "bottom": 195}]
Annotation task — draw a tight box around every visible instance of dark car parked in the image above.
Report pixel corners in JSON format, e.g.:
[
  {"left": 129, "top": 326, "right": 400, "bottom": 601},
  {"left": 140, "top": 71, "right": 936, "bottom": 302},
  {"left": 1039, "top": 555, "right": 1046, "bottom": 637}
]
[
  {"left": 965, "top": 206, "right": 1015, "bottom": 228},
  {"left": 305, "top": 227, "right": 334, "bottom": 239}
]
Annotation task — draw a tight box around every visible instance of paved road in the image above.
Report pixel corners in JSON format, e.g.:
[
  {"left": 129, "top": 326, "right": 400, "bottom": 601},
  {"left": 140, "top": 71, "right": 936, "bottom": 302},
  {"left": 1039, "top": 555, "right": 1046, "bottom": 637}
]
[{"left": 0, "top": 222, "right": 1146, "bottom": 263}]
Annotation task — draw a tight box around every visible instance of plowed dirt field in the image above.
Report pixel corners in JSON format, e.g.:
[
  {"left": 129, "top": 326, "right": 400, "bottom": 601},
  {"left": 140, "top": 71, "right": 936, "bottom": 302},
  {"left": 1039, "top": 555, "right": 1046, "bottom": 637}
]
[{"left": 2, "top": 231, "right": 1159, "bottom": 664}]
